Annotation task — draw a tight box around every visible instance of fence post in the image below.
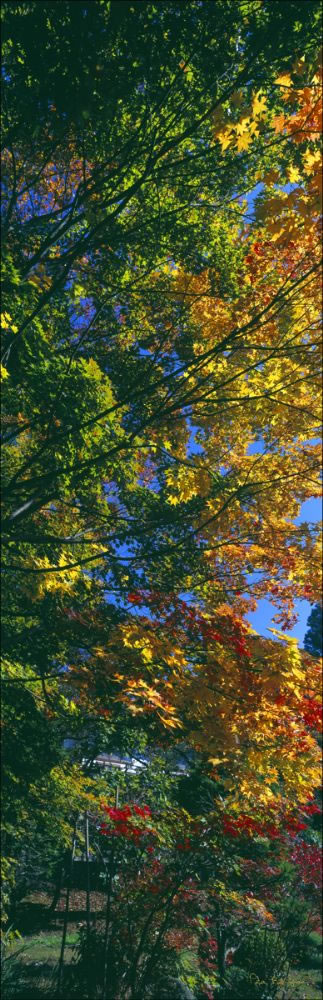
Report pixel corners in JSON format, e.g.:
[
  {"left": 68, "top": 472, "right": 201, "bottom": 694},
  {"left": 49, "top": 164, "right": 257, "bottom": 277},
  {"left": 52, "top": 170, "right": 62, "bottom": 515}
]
[
  {"left": 85, "top": 810, "right": 91, "bottom": 948},
  {"left": 57, "top": 820, "right": 77, "bottom": 998}
]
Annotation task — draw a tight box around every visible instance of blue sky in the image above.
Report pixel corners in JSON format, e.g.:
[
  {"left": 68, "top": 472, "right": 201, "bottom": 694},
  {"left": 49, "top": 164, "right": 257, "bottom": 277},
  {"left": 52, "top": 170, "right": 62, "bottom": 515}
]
[
  {"left": 189, "top": 426, "right": 321, "bottom": 646},
  {"left": 247, "top": 496, "right": 322, "bottom": 645}
]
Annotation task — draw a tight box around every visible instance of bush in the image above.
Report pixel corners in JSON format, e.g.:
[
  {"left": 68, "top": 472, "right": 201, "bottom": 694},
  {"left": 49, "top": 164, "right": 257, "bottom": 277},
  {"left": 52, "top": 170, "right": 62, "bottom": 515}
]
[
  {"left": 217, "top": 967, "right": 271, "bottom": 1000},
  {"left": 276, "top": 897, "right": 322, "bottom": 967},
  {"left": 64, "top": 924, "right": 185, "bottom": 999},
  {"left": 62, "top": 925, "right": 105, "bottom": 998},
  {"left": 290, "top": 931, "right": 321, "bottom": 967},
  {"left": 232, "top": 929, "right": 287, "bottom": 999}
]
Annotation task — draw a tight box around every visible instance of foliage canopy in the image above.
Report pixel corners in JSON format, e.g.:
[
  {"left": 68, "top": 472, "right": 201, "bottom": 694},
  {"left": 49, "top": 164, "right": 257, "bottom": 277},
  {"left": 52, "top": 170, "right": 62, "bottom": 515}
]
[{"left": 1, "top": 2, "right": 322, "bottom": 993}]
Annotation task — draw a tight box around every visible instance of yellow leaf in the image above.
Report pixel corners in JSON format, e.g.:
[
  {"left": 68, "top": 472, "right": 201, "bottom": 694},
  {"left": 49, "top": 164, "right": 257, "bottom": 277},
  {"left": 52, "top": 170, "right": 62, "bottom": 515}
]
[
  {"left": 1, "top": 312, "right": 17, "bottom": 332},
  {"left": 302, "top": 148, "right": 321, "bottom": 175},
  {"left": 288, "top": 165, "right": 301, "bottom": 184},
  {"left": 1, "top": 312, "right": 12, "bottom": 329},
  {"left": 93, "top": 646, "right": 107, "bottom": 659},
  {"left": 159, "top": 714, "right": 182, "bottom": 729},
  {"left": 275, "top": 73, "right": 292, "bottom": 88},
  {"left": 249, "top": 120, "right": 260, "bottom": 137},
  {"left": 252, "top": 92, "right": 267, "bottom": 117},
  {"left": 235, "top": 116, "right": 250, "bottom": 135},
  {"left": 236, "top": 132, "right": 252, "bottom": 152},
  {"left": 217, "top": 129, "right": 234, "bottom": 152},
  {"left": 291, "top": 667, "right": 305, "bottom": 681},
  {"left": 0, "top": 364, "right": 10, "bottom": 380},
  {"left": 142, "top": 647, "right": 153, "bottom": 663}
]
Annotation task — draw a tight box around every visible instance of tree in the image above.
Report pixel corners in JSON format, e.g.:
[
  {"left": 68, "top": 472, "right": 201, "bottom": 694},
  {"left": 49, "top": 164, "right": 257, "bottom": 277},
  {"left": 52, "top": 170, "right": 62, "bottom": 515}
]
[
  {"left": 304, "top": 604, "right": 322, "bottom": 657},
  {"left": 1, "top": 4, "right": 322, "bottom": 991}
]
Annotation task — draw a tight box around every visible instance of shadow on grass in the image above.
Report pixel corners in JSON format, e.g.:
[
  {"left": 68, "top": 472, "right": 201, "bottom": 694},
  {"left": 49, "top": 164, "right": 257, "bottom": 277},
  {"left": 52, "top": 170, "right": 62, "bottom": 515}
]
[
  {"left": 15, "top": 901, "right": 105, "bottom": 936},
  {"left": 2, "top": 960, "right": 57, "bottom": 1000}
]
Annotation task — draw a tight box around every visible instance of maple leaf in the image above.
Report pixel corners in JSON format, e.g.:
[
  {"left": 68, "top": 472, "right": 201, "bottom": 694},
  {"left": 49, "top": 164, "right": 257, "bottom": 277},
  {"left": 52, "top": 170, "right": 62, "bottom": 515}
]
[
  {"left": 272, "top": 113, "right": 286, "bottom": 134},
  {"left": 288, "top": 165, "right": 301, "bottom": 184},
  {"left": 1, "top": 313, "right": 12, "bottom": 330},
  {"left": 263, "top": 168, "right": 280, "bottom": 183},
  {"left": 275, "top": 72, "right": 292, "bottom": 88},
  {"left": 252, "top": 91, "right": 267, "bottom": 117},
  {"left": 236, "top": 132, "right": 252, "bottom": 153},
  {"left": 217, "top": 129, "right": 234, "bottom": 151},
  {"left": 235, "top": 116, "right": 250, "bottom": 135},
  {"left": 158, "top": 714, "right": 181, "bottom": 729},
  {"left": 1, "top": 312, "right": 18, "bottom": 333},
  {"left": 302, "top": 148, "right": 321, "bottom": 174}
]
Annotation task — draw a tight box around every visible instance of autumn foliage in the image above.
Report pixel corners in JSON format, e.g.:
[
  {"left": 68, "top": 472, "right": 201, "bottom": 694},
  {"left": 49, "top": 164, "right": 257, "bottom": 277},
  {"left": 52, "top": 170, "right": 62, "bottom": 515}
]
[{"left": 1, "top": 1, "right": 322, "bottom": 996}]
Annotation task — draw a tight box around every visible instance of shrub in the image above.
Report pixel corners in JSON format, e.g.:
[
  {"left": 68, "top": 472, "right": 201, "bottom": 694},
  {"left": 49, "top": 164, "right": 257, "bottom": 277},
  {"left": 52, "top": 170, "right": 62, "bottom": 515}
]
[
  {"left": 64, "top": 924, "right": 183, "bottom": 999},
  {"left": 232, "top": 928, "right": 287, "bottom": 999},
  {"left": 217, "top": 967, "right": 270, "bottom": 1000},
  {"left": 276, "top": 897, "right": 321, "bottom": 966},
  {"left": 63, "top": 925, "right": 105, "bottom": 998}
]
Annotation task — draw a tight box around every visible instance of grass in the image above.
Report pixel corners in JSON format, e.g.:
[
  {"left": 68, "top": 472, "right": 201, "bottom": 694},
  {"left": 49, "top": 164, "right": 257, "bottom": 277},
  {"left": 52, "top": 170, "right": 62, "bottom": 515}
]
[
  {"left": 4, "top": 894, "right": 322, "bottom": 1000},
  {"left": 4, "top": 942, "right": 323, "bottom": 1000},
  {"left": 7, "top": 929, "right": 78, "bottom": 999},
  {"left": 281, "top": 966, "right": 323, "bottom": 999},
  {"left": 2, "top": 890, "right": 106, "bottom": 999},
  {"left": 11, "top": 929, "right": 78, "bottom": 963},
  {"left": 10, "top": 888, "right": 102, "bottom": 975},
  {"left": 176, "top": 943, "right": 323, "bottom": 1000}
]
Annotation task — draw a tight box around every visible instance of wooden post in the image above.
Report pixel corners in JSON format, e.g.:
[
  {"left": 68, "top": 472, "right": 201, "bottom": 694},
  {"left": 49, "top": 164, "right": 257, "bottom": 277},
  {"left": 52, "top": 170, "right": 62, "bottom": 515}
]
[
  {"left": 48, "top": 859, "right": 63, "bottom": 914},
  {"left": 102, "top": 786, "right": 119, "bottom": 997},
  {"left": 102, "top": 844, "right": 115, "bottom": 1000},
  {"left": 57, "top": 821, "right": 77, "bottom": 998},
  {"left": 85, "top": 811, "right": 91, "bottom": 948}
]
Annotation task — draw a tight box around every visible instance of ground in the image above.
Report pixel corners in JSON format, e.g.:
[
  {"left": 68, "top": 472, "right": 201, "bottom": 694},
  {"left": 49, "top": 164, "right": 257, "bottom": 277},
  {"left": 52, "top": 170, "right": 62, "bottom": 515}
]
[
  {"left": 282, "top": 967, "right": 322, "bottom": 1000},
  {"left": 6, "top": 891, "right": 323, "bottom": 999},
  {"left": 9, "top": 889, "right": 106, "bottom": 997}
]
